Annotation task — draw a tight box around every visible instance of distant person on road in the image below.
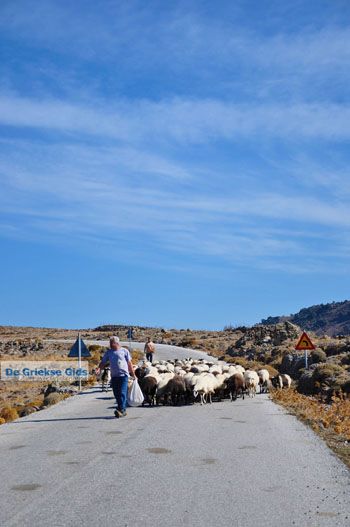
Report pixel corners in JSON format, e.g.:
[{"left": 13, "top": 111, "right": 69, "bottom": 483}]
[
  {"left": 144, "top": 337, "right": 155, "bottom": 362},
  {"left": 96, "top": 336, "right": 135, "bottom": 418},
  {"left": 127, "top": 327, "right": 134, "bottom": 340}
]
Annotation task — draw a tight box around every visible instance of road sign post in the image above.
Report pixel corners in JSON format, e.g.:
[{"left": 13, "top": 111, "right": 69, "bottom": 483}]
[
  {"left": 295, "top": 331, "right": 316, "bottom": 369},
  {"left": 127, "top": 327, "right": 133, "bottom": 354},
  {"left": 68, "top": 335, "right": 91, "bottom": 391}
]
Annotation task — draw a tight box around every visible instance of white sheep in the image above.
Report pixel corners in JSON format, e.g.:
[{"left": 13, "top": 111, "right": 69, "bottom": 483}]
[
  {"left": 192, "top": 373, "right": 217, "bottom": 405},
  {"left": 228, "top": 365, "right": 239, "bottom": 376},
  {"left": 281, "top": 374, "right": 292, "bottom": 389},
  {"left": 244, "top": 370, "right": 259, "bottom": 398},
  {"left": 258, "top": 369, "right": 270, "bottom": 393},
  {"left": 156, "top": 372, "right": 175, "bottom": 403}
]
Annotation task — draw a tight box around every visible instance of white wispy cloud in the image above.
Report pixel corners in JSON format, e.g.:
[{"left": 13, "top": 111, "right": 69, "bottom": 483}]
[
  {"left": 1, "top": 2, "right": 349, "bottom": 73},
  {"left": 1, "top": 95, "right": 350, "bottom": 143},
  {"left": 1, "top": 134, "right": 349, "bottom": 274},
  {"left": 1, "top": 1, "right": 350, "bottom": 276}
]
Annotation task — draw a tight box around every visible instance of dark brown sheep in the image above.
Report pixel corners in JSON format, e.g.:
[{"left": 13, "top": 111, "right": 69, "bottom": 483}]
[
  {"left": 165, "top": 375, "right": 186, "bottom": 405},
  {"left": 226, "top": 373, "right": 245, "bottom": 401},
  {"left": 139, "top": 375, "right": 158, "bottom": 406}
]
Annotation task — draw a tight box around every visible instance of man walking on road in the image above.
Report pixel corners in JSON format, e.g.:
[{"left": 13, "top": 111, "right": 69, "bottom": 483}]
[
  {"left": 144, "top": 337, "right": 155, "bottom": 362},
  {"left": 96, "top": 336, "right": 135, "bottom": 418}
]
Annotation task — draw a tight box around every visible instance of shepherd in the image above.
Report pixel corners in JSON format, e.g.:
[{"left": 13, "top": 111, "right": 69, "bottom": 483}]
[
  {"left": 96, "top": 336, "right": 136, "bottom": 418},
  {"left": 144, "top": 337, "right": 155, "bottom": 362}
]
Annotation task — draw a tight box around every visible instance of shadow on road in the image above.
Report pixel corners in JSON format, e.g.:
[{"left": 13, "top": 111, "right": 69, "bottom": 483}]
[
  {"left": 76, "top": 389, "right": 105, "bottom": 395},
  {"left": 11, "top": 416, "right": 115, "bottom": 423}
]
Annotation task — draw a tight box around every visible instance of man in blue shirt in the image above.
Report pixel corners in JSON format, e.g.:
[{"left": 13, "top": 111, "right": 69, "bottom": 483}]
[{"left": 96, "top": 336, "right": 136, "bottom": 418}]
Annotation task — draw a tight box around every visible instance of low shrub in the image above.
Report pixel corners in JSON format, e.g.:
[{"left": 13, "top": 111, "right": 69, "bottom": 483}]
[
  {"left": 19, "top": 406, "right": 37, "bottom": 417},
  {"left": 342, "top": 380, "right": 350, "bottom": 395},
  {"left": 88, "top": 348, "right": 106, "bottom": 366},
  {"left": 131, "top": 350, "right": 144, "bottom": 362},
  {"left": 223, "top": 356, "right": 239, "bottom": 364},
  {"left": 29, "top": 398, "right": 44, "bottom": 408},
  {"left": 297, "top": 363, "right": 350, "bottom": 397},
  {"left": 312, "top": 363, "right": 347, "bottom": 391},
  {"left": 310, "top": 349, "right": 327, "bottom": 364},
  {"left": 88, "top": 345, "right": 103, "bottom": 353},
  {"left": 233, "top": 357, "right": 250, "bottom": 369},
  {"left": 43, "top": 392, "right": 66, "bottom": 407},
  {"left": 0, "top": 406, "right": 19, "bottom": 422},
  {"left": 341, "top": 353, "right": 350, "bottom": 366},
  {"left": 270, "top": 358, "right": 282, "bottom": 370},
  {"left": 323, "top": 342, "right": 349, "bottom": 356},
  {"left": 82, "top": 376, "right": 97, "bottom": 387},
  {"left": 179, "top": 338, "right": 199, "bottom": 348},
  {"left": 297, "top": 371, "right": 315, "bottom": 395},
  {"left": 0, "top": 417, "right": 5, "bottom": 425}
]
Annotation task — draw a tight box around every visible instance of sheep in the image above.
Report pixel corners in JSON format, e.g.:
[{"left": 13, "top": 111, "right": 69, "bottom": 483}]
[
  {"left": 174, "top": 366, "right": 186, "bottom": 376},
  {"left": 271, "top": 375, "right": 283, "bottom": 390},
  {"left": 235, "top": 365, "right": 246, "bottom": 375},
  {"left": 139, "top": 374, "right": 158, "bottom": 406},
  {"left": 192, "top": 373, "right": 217, "bottom": 405},
  {"left": 244, "top": 370, "right": 259, "bottom": 398},
  {"left": 156, "top": 364, "right": 169, "bottom": 374},
  {"left": 281, "top": 374, "right": 292, "bottom": 389},
  {"left": 135, "top": 357, "right": 279, "bottom": 406},
  {"left": 228, "top": 365, "right": 239, "bottom": 376},
  {"left": 183, "top": 372, "right": 196, "bottom": 403},
  {"left": 258, "top": 369, "right": 270, "bottom": 393},
  {"left": 156, "top": 372, "right": 174, "bottom": 405},
  {"left": 164, "top": 374, "right": 186, "bottom": 405},
  {"left": 226, "top": 373, "right": 245, "bottom": 401},
  {"left": 209, "top": 364, "right": 222, "bottom": 375},
  {"left": 100, "top": 367, "right": 111, "bottom": 392},
  {"left": 212, "top": 372, "right": 227, "bottom": 401},
  {"left": 145, "top": 365, "right": 159, "bottom": 377}
]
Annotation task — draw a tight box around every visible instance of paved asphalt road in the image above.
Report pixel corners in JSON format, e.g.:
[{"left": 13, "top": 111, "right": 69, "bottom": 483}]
[
  {"left": 46, "top": 339, "right": 216, "bottom": 362},
  {"left": 0, "top": 343, "right": 349, "bottom": 527}
]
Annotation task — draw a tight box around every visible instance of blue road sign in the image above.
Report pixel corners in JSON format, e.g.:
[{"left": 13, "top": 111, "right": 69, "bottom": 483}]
[{"left": 68, "top": 337, "right": 91, "bottom": 358}]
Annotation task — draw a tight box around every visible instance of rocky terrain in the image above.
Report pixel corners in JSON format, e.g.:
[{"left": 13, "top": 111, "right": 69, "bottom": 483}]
[{"left": 261, "top": 299, "right": 350, "bottom": 336}]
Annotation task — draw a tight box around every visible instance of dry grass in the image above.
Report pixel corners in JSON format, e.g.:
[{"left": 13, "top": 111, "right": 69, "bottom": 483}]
[
  {"left": 131, "top": 349, "right": 144, "bottom": 362},
  {"left": 27, "top": 397, "right": 44, "bottom": 407},
  {"left": 0, "top": 380, "right": 48, "bottom": 415},
  {"left": 43, "top": 392, "right": 69, "bottom": 406},
  {"left": 0, "top": 405, "right": 19, "bottom": 422},
  {"left": 270, "top": 388, "right": 350, "bottom": 468}
]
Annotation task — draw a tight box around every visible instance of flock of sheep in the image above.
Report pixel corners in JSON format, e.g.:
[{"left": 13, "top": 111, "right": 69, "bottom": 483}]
[{"left": 126, "top": 358, "right": 293, "bottom": 406}]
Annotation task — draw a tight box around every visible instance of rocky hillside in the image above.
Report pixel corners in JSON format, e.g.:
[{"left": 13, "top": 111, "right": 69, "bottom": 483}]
[{"left": 261, "top": 300, "right": 350, "bottom": 336}]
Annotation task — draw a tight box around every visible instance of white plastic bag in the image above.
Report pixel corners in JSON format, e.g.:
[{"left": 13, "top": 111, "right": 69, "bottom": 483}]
[{"left": 127, "top": 379, "right": 144, "bottom": 407}]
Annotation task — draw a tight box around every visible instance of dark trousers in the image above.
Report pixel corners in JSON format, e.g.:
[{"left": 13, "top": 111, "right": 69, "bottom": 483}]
[
  {"left": 146, "top": 353, "right": 153, "bottom": 362},
  {"left": 111, "top": 376, "right": 129, "bottom": 412}
]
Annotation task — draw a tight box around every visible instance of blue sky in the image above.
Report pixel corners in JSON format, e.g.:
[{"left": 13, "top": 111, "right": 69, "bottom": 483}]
[{"left": 1, "top": 0, "right": 350, "bottom": 330}]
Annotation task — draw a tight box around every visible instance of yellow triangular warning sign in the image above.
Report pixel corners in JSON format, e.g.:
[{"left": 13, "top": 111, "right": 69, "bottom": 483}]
[{"left": 295, "top": 331, "right": 316, "bottom": 351}]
